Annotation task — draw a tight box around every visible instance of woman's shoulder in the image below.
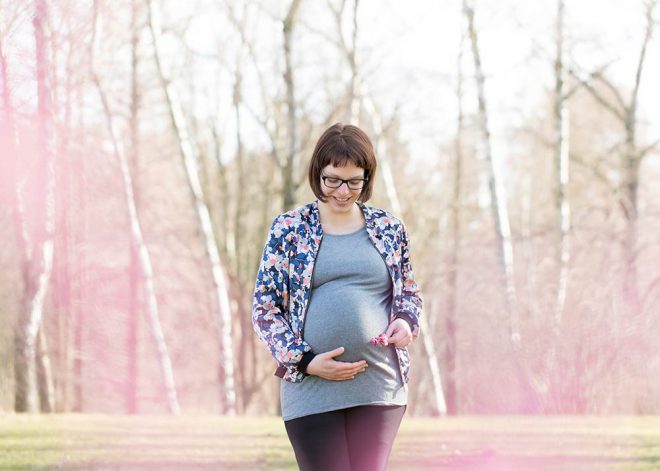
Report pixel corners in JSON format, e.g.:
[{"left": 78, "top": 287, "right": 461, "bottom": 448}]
[
  {"left": 268, "top": 202, "right": 316, "bottom": 237},
  {"left": 360, "top": 202, "right": 405, "bottom": 229}
]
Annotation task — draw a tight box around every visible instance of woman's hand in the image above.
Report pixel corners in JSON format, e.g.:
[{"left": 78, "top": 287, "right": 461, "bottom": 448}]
[
  {"left": 306, "top": 347, "right": 368, "bottom": 381},
  {"left": 383, "top": 318, "right": 413, "bottom": 348}
]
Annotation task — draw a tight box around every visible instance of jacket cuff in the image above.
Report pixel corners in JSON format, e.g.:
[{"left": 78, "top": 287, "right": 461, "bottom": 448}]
[{"left": 298, "top": 351, "right": 317, "bottom": 375}]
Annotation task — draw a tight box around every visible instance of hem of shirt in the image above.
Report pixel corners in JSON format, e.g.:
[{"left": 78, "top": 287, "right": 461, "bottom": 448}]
[{"left": 281, "top": 400, "right": 407, "bottom": 422}]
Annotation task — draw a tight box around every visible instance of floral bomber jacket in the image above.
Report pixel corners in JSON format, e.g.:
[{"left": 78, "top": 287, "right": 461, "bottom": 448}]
[{"left": 251, "top": 200, "right": 423, "bottom": 384}]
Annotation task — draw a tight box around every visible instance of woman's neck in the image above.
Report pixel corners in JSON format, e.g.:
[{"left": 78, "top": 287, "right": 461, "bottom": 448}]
[{"left": 318, "top": 200, "right": 365, "bottom": 233}]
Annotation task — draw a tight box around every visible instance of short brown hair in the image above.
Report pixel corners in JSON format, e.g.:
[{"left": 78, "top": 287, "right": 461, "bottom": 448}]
[{"left": 308, "top": 123, "right": 377, "bottom": 203}]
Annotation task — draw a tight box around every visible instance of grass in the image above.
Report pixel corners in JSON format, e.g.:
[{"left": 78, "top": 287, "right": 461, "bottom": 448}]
[{"left": 1, "top": 414, "right": 659, "bottom": 470}]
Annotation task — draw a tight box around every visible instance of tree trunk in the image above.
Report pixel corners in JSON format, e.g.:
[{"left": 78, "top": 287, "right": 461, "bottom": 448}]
[
  {"left": 146, "top": 0, "right": 236, "bottom": 415},
  {"left": 36, "top": 326, "right": 55, "bottom": 412},
  {"left": 232, "top": 52, "right": 250, "bottom": 414},
  {"left": 552, "top": 0, "right": 570, "bottom": 330},
  {"left": 0, "top": 24, "right": 16, "bottom": 153},
  {"left": 14, "top": 0, "right": 57, "bottom": 414},
  {"left": 462, "top": 0, "right": 518, "bottom": 342},
  {"left": 444, "top": 31, "right": 466, "bottom": 415},
  {"left": 463, "top": 0, "right": 548, "bottom": 412},
  {"left": 361, "top": 91, "right": 402, "bottom": 215},
  {"left": 72, "top": 227, "right": 84, "bottom": 413},
  {"left": 126, "top": 0, "right": 142, "bottom": 415},
  {"left": 282, "top": 0, "right": 303, "bottom": 211},
  {"left": 328, "top": 0, "right": 361, "bottom": 122},
  {"left": 92, "top": 0, "right": 180, "bottom": 415},
  {"left": 420, "top": 306, "right": 447, "bottom": 416},
  {"left": 232, "top": 51, "right": 246, "bottom": 285},
  {"left": 621, "top": 0, "right": 655, "bottom": 317}
]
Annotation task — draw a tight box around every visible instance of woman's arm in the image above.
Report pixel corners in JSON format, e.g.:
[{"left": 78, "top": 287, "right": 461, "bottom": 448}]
[
  {"left": 252, "top": 217, "right": 312, "bottom": 371},
  {"left": 394, "top": 221, "right": 423, "bottom": 340}
]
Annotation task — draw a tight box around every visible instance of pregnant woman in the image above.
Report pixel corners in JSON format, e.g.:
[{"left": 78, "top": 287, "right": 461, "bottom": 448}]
[{"left": 252, "top": 123, "right": 423, "bottom": 471}]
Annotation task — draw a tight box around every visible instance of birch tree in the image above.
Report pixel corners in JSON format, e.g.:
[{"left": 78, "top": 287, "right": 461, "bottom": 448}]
[
  {"left": 14, "top": 0, "right": 57, "bottom": 413},
  {"left": 324, "top": 0, "right": 401, "bottom": 214},
  {"left": 146, "top": 0, "right": 236, "bottom": 415},
  {"left": 91, "top": 0, "right": 181, "bottom": 415},
  {"left": 126, "top": 0, "right": 142, "bottom": 414},
  {"left": 0, "top": 3, "right": 17, "bottom": 158},
  {"left": 569, "top": 0, "right": 658, "bottom": 318},
  {"left": 462, "top": 0, "right": 518, "bottom": 343},
  {"left": 552, "top": 0, "right": 570, "bottom": 330},
  {"left": 282, "top": 0, "right": 303, "bottom": 211}
]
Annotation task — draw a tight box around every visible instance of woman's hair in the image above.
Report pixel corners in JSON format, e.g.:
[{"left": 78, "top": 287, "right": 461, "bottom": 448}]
[{"left": 308, "top": 123, "right": 377, "bottom": 203}]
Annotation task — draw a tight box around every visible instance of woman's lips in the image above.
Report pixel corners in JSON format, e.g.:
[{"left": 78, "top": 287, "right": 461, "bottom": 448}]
[{"left": 333, "top": 196, "right": 351, "bottom": 206}]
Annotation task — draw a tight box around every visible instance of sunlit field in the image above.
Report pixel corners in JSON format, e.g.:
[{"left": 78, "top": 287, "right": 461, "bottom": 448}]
[{"left": 2, "top": 414, "right": 659, "bottom": 470}]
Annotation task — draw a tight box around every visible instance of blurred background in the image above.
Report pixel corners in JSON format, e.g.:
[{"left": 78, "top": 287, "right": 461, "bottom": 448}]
[{"left": 1, "top": 0, "right": 659, "bottom": 417}]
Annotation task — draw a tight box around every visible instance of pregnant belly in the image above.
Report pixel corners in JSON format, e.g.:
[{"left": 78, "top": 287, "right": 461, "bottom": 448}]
[{"left": 302, "top": 287, "right": 392, "bottom": 363}]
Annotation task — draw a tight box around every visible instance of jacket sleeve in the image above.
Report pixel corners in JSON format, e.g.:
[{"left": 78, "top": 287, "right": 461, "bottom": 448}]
[
  {"left": 394, "top": 221, "right": 423, "bottom": 340},
  {"left": 252, "top": 216, "right": 312, "bottom": 372}
]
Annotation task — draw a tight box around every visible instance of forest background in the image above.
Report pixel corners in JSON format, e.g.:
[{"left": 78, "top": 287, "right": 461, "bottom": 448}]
[{"left": 1, "top": 0, "right": 659, "bottom": 417}]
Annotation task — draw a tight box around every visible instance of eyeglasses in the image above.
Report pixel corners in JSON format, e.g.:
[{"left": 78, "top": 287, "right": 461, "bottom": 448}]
[{"left": 321, "top": 175, "right": 368, "bottom": 190}]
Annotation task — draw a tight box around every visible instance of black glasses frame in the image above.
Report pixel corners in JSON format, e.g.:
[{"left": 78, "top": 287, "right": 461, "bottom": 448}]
[{"left": 321, "top": 175, "right": 369, "bottom": 190}]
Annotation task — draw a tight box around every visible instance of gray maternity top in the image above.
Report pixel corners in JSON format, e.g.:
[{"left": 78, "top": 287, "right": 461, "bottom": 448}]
[{"left": 280, "top": 226, "right": 407, "bottom": 421}]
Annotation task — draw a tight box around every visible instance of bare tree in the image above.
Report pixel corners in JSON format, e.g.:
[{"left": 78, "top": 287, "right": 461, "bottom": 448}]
[
  {"left": 462, "top": 0, "right": 518, "bottom": 343},
  {"left": 0, "top": 4, "right": 17, "bottom": 155},
  {"left": 324, "top": 0, "right": 401, "bottom": 214},
  {"left": 146, "top": 0, "right": 236, "bottom": 415},
  {"left": 230, "top": 5, "right": 248, "bottom": 287},
  {"left": 553, "top": 0, "right": 570, "bottom": 330},
  {"left": 282, "top": 0, "right": 303, "bottom": 210},
  {"left": 14, "top": 0, "right": 57, "bottom": 413},
  {"left": 126, "top": 0, "right": 142, "bottom": 415},
  {"left": 443, "top": 27, "right": 467, "bottom": 416},
  {"left": 91, "top": 0, "right": 181, "bottom": 415},
  {"left": 569, "top": 0, "right": 658, "bottom": 317}
]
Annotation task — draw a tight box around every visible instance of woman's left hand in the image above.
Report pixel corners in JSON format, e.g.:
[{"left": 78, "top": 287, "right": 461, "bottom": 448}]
[{"left": 383, "top": 318, "right": 413, "bottom": 348}]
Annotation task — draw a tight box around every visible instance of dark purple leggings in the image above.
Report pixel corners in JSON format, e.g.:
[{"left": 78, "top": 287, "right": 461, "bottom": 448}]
[{"left": 284, "top": 404, "right": 406, "bottom": 471}]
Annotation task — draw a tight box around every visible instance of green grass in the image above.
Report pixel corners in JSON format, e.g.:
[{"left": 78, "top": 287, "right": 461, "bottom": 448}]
[{"left": 1, "top": 414, "right": 659, "bottom": 470}]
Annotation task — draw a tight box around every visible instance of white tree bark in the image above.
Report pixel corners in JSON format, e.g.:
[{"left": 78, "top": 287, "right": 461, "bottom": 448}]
[
  {"left": 126, "top": 0, "right": 142, "bottom": 415},
  {"left": 36, "top": 326, "right": 55, "bottom": 412},
  {"left": 146, "top": 0, "right": 236, "bottom": 415},
  {"left": 553, "top": 0, "right": 571, "bottom": 330},
  {"left": 91, "top": 0, "right": 180, "bottom": 415},
  {"left": 14, "top": 0, "right": 57, "bottom": 413},
  {"left": 463, "top": 0, "right": 519, "bottom": 344},
  {"left": 420, "top": 310, "right": 447, "bottom": 415}
]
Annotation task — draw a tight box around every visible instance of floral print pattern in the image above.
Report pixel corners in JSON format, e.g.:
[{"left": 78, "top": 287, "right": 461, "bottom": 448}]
[{"left": 252, "top": 200, "right": 423, "bottom": 383}]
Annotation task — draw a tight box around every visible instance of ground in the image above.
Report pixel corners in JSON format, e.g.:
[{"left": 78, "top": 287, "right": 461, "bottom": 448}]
[{"left": 1, "top": 414, "right": 659, "bottom": 470}]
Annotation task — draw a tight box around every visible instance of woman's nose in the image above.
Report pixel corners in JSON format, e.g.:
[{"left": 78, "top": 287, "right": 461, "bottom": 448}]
[{"left": 336, "top": 183, "right": 351, "bottom": 195}]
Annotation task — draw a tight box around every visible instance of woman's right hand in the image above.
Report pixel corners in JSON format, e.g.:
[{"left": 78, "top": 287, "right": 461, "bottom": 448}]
[{"left": 305, "top": 347, "right": 368, "bottom": 381}]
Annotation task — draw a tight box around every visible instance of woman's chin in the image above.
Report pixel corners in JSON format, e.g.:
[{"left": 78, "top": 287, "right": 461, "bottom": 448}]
[{"left": 328, "top": 197, "right": 354, "bottom": 211}]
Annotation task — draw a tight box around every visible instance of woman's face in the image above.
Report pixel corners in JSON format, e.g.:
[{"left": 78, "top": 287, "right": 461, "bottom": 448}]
[{"left": 320, "top": 162, "right": 366, "bottom": 213}]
